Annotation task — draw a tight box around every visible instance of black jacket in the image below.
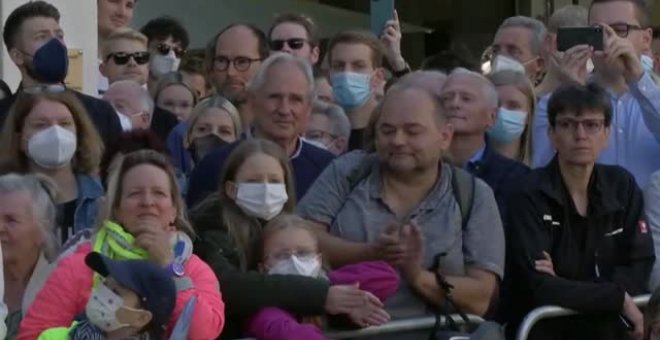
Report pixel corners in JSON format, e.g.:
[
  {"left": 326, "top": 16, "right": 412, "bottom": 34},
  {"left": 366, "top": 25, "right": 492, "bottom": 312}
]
[
  {"left": 190, "top": 195, "right": 330, "bottom": 339},
  {"left": 150, "top": 106, "right": 179, "bottom": 143},
  {"left": 0, "top": 90, "right": 121, "bottom": 147},
  {"left": 468, "top": 143, "right": 530, "bottom": 224},
  {"left": 503, "top": 158, "right": 654, "bottom": 340}
]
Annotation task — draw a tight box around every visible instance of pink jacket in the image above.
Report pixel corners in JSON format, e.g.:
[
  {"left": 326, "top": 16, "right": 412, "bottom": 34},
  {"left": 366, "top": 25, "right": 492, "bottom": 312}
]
[
  {"left": 18, "top": 243, "right": 225, "bottom": 340},
  {"left": 246, "top": 261, "right": 400, "bottom": 340}
]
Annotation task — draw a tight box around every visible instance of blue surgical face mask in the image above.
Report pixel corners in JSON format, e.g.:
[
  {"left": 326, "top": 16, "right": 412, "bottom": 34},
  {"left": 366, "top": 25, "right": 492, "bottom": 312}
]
[
  {"left": 487, "top": 107, "right": 527, "bottom": 143},
  {"left": 23, "top": 38, "right": 69, "bottom": 84},
  {"left": 331, "top": 72, "right": 371, "bottom": 112},
  {"left": 641, "top": 54, "right": 654, "bottom": 73}
]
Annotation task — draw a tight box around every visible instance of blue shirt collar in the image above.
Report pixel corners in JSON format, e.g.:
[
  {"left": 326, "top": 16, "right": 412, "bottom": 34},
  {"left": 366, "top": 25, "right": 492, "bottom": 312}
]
[{"left": 466, "top": 145, "right": 486, "bottom": 169}]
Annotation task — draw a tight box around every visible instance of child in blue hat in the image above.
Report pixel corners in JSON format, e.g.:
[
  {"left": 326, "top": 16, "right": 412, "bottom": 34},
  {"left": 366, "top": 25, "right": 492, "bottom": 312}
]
[{"left": 38, "top": 252, "right": 176, "bottom": 339}]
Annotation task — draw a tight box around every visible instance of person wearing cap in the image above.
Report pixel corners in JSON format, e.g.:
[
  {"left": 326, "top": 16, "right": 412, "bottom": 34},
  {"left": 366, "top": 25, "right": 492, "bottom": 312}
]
[
  {"left": 37, "top": 252, "right": 176, "bottom": 339},
  {"left": 18, "top": 150, "right": 224, "bottom": 340}
]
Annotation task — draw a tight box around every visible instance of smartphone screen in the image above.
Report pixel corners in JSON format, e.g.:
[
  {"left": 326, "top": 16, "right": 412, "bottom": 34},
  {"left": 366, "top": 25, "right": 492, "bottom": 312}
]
[
  {"left": 371, "top": 0, "right": 395, "bottom": 36},
  {"left": 557, "top": 27, "right": 604, "bottom": 52}
]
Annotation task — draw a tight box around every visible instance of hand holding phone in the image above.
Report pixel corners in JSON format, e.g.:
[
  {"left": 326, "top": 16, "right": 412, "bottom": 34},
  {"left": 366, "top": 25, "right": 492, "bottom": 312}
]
[{"left": 371, "top": 0, "right": 395, "bottom": 36}]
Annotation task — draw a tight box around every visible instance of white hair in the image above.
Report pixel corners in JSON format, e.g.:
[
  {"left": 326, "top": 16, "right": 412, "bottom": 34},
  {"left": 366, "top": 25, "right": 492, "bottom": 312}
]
[
  {"left": 548, "top": 5, "right": 588, "bottom": 33},
  {"left": 447, "top": 67, "right": 499, "bottom": 109},
  {"left": 312, "top": 100, "right": 351, "bottom": 139},
  {"left": 247, "top": 52, "right": 315, "bottom": 98},
  {"left": 108, "top": 80, "right": 155, "bottom": 114},
  {"left": 497, "top": 16, "right": 547, "bottom": 55},
  {"left": 0, "top": 173, "right": 58, "bottom": 260}
]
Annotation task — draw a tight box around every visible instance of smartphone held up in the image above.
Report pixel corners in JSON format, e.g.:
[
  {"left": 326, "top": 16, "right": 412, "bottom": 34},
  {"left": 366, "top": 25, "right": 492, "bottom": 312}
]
[{"left": 557, "top": 26, "right": 604, "bottom": 52}]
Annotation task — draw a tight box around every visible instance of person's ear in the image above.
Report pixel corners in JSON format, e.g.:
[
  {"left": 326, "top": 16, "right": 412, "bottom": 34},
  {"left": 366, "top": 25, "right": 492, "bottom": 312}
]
[
  {"left": 371, "top": 67, "right": 386, "bottom": 88},
  {"left": 132, "top": 309, "right": 153, "bottom": 330},
  {"left": 547, "top": 125, "right": 558, "bottom": 151},
  {"left": 642, "top": 28, "right": 653, "bottom": 52},
  {"left": 99, "top": 62, "right": 108, "bottom": 77},
  {"left": 333, "top": 137, "right": 348, "bottom": 155},
  {"left": 438, "top": 121, "right": 454, "bottom": 152},
  {"left": 486, "top": 107, "right": 497, "bottom": 129},
  {"left": 310, "top": 46, "right": 320, "bottom": 65},
  {"left": 9, "top": 48, "right": 26, "bottom": 67},
  {"left": 224, "top": 181, "right": 237, "bottom": 200}
]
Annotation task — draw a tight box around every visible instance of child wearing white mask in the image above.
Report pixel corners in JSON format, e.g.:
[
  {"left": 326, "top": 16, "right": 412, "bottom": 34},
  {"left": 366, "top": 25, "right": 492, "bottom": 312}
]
[
  {"left": 192, "top": 139, "right": 398, "bottom": 339},
  {"left": 487, "top": 70, "right": 537, "bottom": 166},
  {"left": 37, "top": 252, "right": 176, "bottom": 339},
  {"left": 245, "top": 214, "right": 400, "bottom": 340}
]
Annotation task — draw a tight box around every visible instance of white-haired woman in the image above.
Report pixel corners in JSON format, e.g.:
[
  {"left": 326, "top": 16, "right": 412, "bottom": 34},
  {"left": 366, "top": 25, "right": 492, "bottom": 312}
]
[{"left": 0, "top": 174, "right": 58, "bottom": 339}]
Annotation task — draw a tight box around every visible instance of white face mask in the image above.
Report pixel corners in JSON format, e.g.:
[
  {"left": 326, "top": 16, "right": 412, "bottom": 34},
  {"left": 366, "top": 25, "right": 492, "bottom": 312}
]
[
  {"left": 150, "top": 51, "right": 180, "bottom": 77},
  {"left": 85, "top": 283, "right": 131, "bottom": 332},
  {"left": 268, "top": 254, "right": 322, "bottom": 277},
  {"left": 27, "top": 125, "right": 77, "bottom": 169},
  {"left": 490, "top": 55, "right": 526, "bottom": 74},
  {"left": 305, "top": 138, "right": 329, "bottom": 150},
  {"left": 586, "top": 58, "right": 595, "bottom": 74},
  {"left": 235, "top": 183, "right": 288, "bottom": 220}
]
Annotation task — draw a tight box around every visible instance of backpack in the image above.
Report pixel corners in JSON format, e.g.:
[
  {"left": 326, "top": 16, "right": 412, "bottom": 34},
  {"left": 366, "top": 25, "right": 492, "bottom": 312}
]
[{"left": 346, "top": 153, "right": 475, "bottom": 229}]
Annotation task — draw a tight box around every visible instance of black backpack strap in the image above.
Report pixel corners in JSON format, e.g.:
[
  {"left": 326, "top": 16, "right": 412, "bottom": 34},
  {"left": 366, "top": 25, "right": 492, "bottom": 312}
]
[{"left": 450, "top": 166, "right": 475, "bottom": 231}]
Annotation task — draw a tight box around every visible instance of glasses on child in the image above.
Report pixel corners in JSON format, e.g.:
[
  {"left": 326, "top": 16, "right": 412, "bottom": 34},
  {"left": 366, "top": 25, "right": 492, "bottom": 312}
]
[
  {"left": 266, "top": 249, "right": 317, "bottom": 262},
  {"left": 106, "top": 51, "right": 151, "bottom": 65}
]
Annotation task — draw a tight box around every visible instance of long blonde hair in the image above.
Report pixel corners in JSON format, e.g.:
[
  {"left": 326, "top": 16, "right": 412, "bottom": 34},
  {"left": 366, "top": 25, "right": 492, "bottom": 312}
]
[
  {"left": 104, "top": 149, "right": 193, "bottom": 235},
  {"left": 184, "top": 95, "right": 242, "bottom": 148},
  {"left": 488, "top": 70, "right": 537, "bottom": 165}
]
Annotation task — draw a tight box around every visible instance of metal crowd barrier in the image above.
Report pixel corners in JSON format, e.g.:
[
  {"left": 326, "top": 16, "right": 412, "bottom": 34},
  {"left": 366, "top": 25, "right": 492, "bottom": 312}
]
[
  {"left": 515, "top": 294, "right": 651, "bottom": 340},
  {"left": 235, "top": 314, "right": 484, "bottom": 339}
]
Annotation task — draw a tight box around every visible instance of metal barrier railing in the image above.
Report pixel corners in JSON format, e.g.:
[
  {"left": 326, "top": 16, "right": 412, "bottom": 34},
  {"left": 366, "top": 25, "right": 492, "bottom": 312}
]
[
  {"left": 235, "top": 314, "right": 484, "bottom": 340},
  {"left": 515, "top": 294, "right": 651, "bottom": 340}
]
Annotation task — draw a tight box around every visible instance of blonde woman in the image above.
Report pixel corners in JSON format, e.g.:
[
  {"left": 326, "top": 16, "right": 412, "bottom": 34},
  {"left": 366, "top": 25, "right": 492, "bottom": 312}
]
[
  {"left": 487, "top": 70, "right": 537, "bottom": 166},
  {"left": 167, "top": 95, "right": 241, "bottom": 175}
]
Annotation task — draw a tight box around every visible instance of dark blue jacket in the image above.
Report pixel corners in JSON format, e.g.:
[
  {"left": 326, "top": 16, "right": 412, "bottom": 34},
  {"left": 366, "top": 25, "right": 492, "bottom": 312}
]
[
  {"left": 0, "top": 89, "right": 121, "bottom": 147},
  {"left": 186, "top": 138, "right": 335, "bottom": 208},
  {"left": 467, "top": 143, "right": 530, "bottom": 224}
]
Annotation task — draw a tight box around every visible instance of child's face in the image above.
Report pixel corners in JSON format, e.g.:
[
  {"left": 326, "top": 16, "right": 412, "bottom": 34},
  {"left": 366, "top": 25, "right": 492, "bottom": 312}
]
[
  {"left": 104, "top": 277, "right": 148, "bottom": 325},
  {"left": 262, "top": 228, "right": 319, "bottom": 272}
]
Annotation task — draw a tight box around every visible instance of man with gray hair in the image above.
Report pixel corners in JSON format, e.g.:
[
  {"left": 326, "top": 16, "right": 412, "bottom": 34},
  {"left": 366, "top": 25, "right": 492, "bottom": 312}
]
[
  {"left": 441, "top": 68, "right": 529, "bottom": 222},
  {"left": 305, "top": 100, "right": 351, "bottom": 155},
  {"left": 536, "top": 5, "right": 590, "bottom": 97},
  {"left": 492, "top": 16, "right": 547, "bottom": 83},
  {"left": 187, "top": 53, "right": 335, "bottom": 206},
  {"left": 103, "top": 80, "right": 154, "bottom": 131}
]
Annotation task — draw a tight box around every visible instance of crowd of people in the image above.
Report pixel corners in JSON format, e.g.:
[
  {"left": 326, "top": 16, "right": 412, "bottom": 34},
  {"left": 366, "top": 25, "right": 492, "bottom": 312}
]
[{"left": 1, "top": 0, "right": 660, "bottom": 339}]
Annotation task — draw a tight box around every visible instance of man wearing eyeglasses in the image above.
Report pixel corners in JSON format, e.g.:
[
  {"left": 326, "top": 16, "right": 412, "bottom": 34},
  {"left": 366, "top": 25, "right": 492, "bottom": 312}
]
[
  {"left": 532, "top": 0, "right": 660, "bottom": 188},
  {"left": 268, "top": 13, "right": 320, "bottom": 65},
  {"left": 205, "top": 23, "right": 268, "bottom": 133},
  {"left": 504, "top": 82, "right": 653, "bottom": 340},
  {"left": 0, "top": 1, "right": 121, "bottom": 147},
  {"left": 140, "top": 16, "right": 189, "bottom": 93}
]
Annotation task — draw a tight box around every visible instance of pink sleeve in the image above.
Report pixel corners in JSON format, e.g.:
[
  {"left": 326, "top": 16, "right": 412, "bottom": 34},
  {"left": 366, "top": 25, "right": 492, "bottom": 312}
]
[
  {"left": 328, "top": 261, "right": 400, "bottom": 301},
  {"left": 171, "top": 255, "right": 225, "bottom": 340},
  {"left": 17, "top": 254, "right": 91, "bottom": 340},
  {"left": 245, "top": 307, "right": 326, "bottom": 340}
]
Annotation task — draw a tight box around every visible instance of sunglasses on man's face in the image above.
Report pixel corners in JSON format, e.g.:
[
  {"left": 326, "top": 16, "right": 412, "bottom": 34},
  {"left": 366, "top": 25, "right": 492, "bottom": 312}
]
[
  {"left": 269, "top": 38, "right": 308, "bottom": 51},
  {"left": 106, "top": 51, "right": 150, "bottom": 65},
  {"left": 156, "top": 43, "right": 185, "bottom": 58}
]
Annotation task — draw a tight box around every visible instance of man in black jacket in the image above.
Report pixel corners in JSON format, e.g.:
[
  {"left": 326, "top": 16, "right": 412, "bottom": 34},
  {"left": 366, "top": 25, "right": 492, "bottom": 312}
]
[
  {"left": 0, "top": 1, "right": 121, "bottom": 147},
  {"left": 504, "top": 82, "right": 654, "bottom": 340}
]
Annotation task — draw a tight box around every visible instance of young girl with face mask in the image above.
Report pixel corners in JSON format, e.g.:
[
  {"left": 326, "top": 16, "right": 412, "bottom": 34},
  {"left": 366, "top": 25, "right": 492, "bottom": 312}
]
[
  {"left": 487, "top": 70, "right": 537, "bottom": 166},
  {"left": 245, "top": 214, "right": 400, "bottom": 340},
  {"left": 37, "top": 252, "right": 177, "bottom": 339},
  {"left": 192, "top": 139, "right": 395, "bottom": 339}
]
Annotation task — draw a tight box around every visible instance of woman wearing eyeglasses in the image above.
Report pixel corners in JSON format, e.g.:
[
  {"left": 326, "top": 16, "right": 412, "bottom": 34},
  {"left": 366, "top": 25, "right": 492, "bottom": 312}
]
[{"left": 0, "top": 91, "right": 104, "bottom": 246}]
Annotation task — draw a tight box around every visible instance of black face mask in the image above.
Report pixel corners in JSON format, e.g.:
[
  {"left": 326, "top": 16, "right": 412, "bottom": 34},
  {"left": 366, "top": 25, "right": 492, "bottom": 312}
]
[{"left": 188, "top": 134, "right": 229, "bottom": 163}]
